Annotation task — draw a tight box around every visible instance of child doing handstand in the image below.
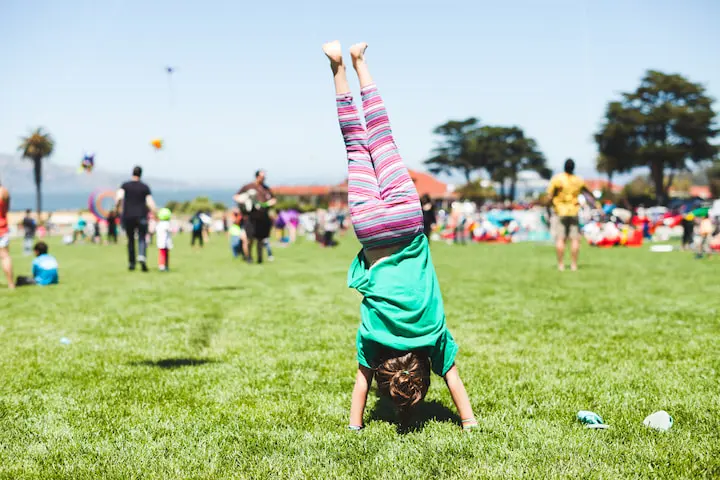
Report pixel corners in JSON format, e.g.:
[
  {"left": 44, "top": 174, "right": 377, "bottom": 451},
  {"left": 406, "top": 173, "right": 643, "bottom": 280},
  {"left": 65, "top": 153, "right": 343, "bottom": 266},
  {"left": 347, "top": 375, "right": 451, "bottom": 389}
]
[{"left": 323, "top": 41, "right": 477, "bottom": 431}]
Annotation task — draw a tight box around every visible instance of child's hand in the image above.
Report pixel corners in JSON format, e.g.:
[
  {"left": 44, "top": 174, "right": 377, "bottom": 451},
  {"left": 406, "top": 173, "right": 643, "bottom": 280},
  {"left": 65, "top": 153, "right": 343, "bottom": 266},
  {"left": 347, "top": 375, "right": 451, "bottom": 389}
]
[
  {"left": 444, "top": 365, "right": 477, "bottom": 431},
  {"left": 349, "top": 366, "right": 373, "bottom": 429},
  {"left": 461, "top": 418, "right": 478, "bottom": 432}
]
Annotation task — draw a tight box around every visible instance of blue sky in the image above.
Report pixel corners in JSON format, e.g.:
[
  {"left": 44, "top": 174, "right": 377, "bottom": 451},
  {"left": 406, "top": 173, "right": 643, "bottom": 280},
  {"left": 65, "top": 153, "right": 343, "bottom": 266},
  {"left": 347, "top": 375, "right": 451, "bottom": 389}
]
[{"left": 1, "top": 0, "right": 718, "bottom": 186}]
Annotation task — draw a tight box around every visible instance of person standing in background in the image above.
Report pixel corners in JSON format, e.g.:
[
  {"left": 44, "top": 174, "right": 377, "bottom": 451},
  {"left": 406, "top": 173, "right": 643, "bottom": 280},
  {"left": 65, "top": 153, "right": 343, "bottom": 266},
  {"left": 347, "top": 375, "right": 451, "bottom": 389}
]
[
  {"left": 72, "top": 214, "right": 88, "bottom": 243},
  {"left": 0, "top": 182, "right": 14, "bottom": 289},
  {"left": 92, "top": 219, "right": 102, "bottom": 244},
  {"left": 421, "top": 194, "right": 437, "bottom": 239},
  {"left": 21, "top": 209, "right": 36, "bottom": 255},
  {"left": 190, "top": 211, "right": 205, "bottom": 248},
  {"left": 116, "top": 166, "right": 156, "bottom": 272},
  {"left": 155, "top": 208, "right": 173, "bottom": 271},
  {"left": 228, "top": 211, "right": 249, "bottom": 260},
  {"left": 696, "top": 216, "right": 714, "bottom": 258},
  {"left": 234, "top": 169, "right": 276, "bottom": 264},
  {"left": 106, "top": 209, "right": 119, "bottom": 244},
  {"left": 323, "top": 208, "right": 339, "bottom": 247},
  {"left": 681, "top": 213, "right": 695, "bottom": 251},
  {"left": 546, "top": 158, "right": 600, "bottom": 271}
]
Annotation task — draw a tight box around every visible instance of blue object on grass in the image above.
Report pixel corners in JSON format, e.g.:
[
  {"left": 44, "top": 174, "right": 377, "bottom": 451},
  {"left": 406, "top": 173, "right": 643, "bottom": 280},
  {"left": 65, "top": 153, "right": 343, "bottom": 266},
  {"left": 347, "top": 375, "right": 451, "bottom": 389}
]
[{"left": 577, "top": 410, "right": 604, "bottom": 425}]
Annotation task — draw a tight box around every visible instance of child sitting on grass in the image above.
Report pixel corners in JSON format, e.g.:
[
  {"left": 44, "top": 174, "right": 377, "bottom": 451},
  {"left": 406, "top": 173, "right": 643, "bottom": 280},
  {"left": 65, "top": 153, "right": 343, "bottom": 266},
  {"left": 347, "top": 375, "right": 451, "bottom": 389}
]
[
  {"left": 16, "top": 241, "right": 58, "bottom": 287},
  {"left": 323, "top": 41, "right": 477, "bottom": 431}
]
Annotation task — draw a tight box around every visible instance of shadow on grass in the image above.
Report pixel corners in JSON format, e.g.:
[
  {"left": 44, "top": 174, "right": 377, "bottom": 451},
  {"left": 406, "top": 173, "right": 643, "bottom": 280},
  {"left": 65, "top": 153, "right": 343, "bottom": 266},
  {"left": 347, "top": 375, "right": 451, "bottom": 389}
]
[
  {"left": 368, "top": 394, "right": 460, "bottom": 434},
  {"left": 130, "top": 358, "right": 217, "bottom": 369},
  {"left": 207, "top": 285, "right": 249, "bottom": 292}
]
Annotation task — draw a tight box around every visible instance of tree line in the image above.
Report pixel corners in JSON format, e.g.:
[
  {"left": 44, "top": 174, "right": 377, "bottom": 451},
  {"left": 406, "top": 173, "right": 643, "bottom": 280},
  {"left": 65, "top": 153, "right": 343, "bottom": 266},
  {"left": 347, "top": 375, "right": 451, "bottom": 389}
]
[
  {"left": 426, "top": 70, "right": 719, "bottom": 205},
  {"left": 165, "top": 197, "right": 227, "bottom": 215},
  {"left": 424, "top": 119, "right": 550, "bottom": 201},
  {"left": 595, "top": 70, "right": 719, "bottom": 205}
]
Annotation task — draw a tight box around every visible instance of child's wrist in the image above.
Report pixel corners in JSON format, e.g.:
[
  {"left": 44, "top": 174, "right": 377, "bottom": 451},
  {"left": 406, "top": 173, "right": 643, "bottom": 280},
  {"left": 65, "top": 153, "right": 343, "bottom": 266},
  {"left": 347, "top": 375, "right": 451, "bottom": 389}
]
[{"left": 461, "top": 417, "right": 478, "bottom": 430}]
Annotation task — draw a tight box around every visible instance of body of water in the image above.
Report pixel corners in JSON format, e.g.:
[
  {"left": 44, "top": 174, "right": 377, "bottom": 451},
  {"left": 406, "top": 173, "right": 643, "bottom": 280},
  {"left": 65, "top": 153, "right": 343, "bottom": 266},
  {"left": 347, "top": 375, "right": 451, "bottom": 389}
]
[{"left": 9, "top": 189, "right": 237, "bottom": 212}]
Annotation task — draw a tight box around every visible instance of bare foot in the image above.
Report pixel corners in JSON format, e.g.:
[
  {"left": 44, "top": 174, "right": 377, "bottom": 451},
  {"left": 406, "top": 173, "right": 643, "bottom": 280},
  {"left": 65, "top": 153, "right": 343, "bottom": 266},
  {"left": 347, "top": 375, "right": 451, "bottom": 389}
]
[
  {"left": 349, "top": 42, "right": 368, "bottom": 64},
  {"left": 322, "top": 40, "right": 343, "bottom": 66}
]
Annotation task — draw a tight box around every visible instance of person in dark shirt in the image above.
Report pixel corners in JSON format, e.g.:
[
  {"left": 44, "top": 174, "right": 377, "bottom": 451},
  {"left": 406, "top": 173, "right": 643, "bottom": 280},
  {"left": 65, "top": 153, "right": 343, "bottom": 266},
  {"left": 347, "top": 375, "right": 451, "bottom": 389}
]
[
  {"left": 115, "top": 166, "right": 156, "bottom": 271},
  {"left": 106, "top": 209, "right": 118, "bottom": 244},
  {"left": 22, "top": 209, "right": 37, "bottom": 255},
  {"left": 681, "top": 213, "right": 695, "bottom": 250},
  {"left": 92, "top": 220, "right": 102, "bottom": 244},
  {"left": 190, "top": 211, "right": 205, "bottom": 247},
  {"left": 233, "top": 169, "right": 276, "bottom": 264},
  {"left": 420, "top": 195, "right": 437, "bottom": 239}
]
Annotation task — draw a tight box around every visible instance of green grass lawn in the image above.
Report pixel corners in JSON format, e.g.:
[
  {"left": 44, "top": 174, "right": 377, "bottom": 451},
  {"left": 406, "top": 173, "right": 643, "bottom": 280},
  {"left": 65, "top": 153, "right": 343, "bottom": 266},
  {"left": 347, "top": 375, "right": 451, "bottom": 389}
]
[{"left": 1, "top": 234, "right": 719, "bottom": 479}]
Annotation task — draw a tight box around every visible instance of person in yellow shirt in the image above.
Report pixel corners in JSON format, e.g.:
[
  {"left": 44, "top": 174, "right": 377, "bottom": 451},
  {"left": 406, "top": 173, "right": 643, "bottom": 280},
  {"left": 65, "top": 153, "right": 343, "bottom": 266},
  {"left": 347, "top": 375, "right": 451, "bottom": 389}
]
[{"left": 546, "top": 159, "right": 599, "bottom": 271}]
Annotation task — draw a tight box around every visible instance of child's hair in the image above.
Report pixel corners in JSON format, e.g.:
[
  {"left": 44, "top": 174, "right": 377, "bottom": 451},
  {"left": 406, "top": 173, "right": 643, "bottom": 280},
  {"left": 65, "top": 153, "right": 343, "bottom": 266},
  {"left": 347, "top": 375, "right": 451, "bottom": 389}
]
[
  {"left": 375, "top": 351, "right": 431, "bottom": 413},
  {"left": 34, "top": 241, "right": 48, "bottom": 255}
]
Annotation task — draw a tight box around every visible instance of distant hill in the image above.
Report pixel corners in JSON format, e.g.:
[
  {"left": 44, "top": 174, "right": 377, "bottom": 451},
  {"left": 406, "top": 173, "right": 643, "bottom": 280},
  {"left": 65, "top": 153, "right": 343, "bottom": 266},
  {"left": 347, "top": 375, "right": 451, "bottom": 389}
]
[{"left": 0, "top": 154, "right": 189, "bottom": 193}]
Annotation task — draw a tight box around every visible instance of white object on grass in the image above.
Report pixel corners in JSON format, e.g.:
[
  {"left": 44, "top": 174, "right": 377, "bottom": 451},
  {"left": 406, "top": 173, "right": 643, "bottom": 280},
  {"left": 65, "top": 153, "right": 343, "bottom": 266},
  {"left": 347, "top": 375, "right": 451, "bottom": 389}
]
[
  {"left": 650, "top": 245, "right": 673, "bottom": 253},
  {"left": 60, "top": 337, "right": 71, "bottom": 345},
  {"left": 643, "top": 411, "right": 673, "bottom": 431},
  {"left": 585, "top": 423, "right": 610, "bottom": 430}
]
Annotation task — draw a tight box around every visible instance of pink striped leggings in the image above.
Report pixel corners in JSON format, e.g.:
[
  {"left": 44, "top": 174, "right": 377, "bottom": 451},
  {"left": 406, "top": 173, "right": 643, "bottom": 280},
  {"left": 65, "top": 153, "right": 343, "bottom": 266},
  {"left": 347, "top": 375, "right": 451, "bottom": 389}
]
[{"left": 337, "top": 85, "right": 422, "bottom": 250}]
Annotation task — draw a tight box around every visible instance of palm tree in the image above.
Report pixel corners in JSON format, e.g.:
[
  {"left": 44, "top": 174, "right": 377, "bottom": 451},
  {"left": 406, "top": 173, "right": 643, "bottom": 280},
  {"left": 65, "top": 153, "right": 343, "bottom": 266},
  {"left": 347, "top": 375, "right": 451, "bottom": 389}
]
[{"left": 18, "top": 128, "right": 55, "bottom": 218}]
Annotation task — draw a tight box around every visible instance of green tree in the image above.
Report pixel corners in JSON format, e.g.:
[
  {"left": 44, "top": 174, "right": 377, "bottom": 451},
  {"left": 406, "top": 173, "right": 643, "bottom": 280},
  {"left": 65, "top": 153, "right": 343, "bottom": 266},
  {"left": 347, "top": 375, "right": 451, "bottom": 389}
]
[
  {"left": 424, "top": 118, "right": 480, "bottom": 182},
  {"left": 465, "top": 126, "right": 506, "bottom": 195},
  {"left": 622, "top": 175, "right": 655, "bottom": 206},
  {"left": 18, "top": 128, "right": 55, "bottom": 217},
  {"left": 456, "top": 180, "right": 496, "bottom": 202},
  {"left": 596, "top": 70, "right": 718, "bottom": 205},
  {"left": 595, "top": 101, "right": 637, "bottom": 186},
  {"left": 187, "top": 196, "right": 214, "bottom": 213},
  {"left": 426, "top": 121, "right": 550, "bottom": 200},
  {"left": 596, "top": 153, "right": 622, "bottom": 187},
  {"left": 670, "top": 173, "right": 693, "bottom": 197},
  {"left": 483, "top": 126, "right": 549, "bottom": 200}
]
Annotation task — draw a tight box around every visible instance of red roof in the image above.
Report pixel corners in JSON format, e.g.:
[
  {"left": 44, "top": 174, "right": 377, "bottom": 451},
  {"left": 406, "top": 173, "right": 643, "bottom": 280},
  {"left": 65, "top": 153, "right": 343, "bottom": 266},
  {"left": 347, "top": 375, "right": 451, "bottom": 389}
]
[
  {"left": 273, "top": 169, "right": 455, "bottom": 199},
  {"left": 689, "top": 186, "right": 712, "bottom": 199},
  {"left": 408, "top": 169, "right": 455, "bottom": 198},
  {"left": 668, "top": 185, "right": 713, "bottom": 199},
  {"left": 585, "top": 178, "right": 622, "bottom": 193}
]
